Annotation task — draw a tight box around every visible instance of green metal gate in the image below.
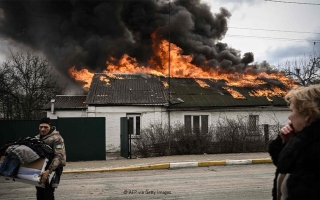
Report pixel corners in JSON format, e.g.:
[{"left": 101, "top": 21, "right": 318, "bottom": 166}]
[
  {"left": 0, "top": 119, "right": 47, "bottom": 145},
  {"left": 120, "top": 117, "right": 129, "bottom": 158},
  {"left": 56, "top": 117, "right": 105, "bottom": 161},
  {"left": 0, "top": 117, "right": 106, "bottom": 161}
]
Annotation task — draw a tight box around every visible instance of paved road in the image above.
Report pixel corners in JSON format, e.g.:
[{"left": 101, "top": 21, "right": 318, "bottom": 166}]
[
  {"left": 0, "top": 164, "right": 275, "bottom": 200},
  {"left": 64, "top": 152, "right": 270, "bottom": 171}
]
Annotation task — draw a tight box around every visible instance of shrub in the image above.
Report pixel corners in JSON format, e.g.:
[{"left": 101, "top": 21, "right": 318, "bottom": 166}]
[{"left": 133, "top": 116, "right": 271, "bottom": 158}]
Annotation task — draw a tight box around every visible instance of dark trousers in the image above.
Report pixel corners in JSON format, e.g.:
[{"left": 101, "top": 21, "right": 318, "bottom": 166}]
[
  {"left": 36, "top": 186, "right": 55, "bottom": 200},
  {"left": 0, "top": 157, "right": 20, "bottom": 177}
]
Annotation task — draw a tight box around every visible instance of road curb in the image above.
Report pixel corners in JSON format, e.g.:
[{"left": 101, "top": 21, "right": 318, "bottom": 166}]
[{"left": 63, "top": 158, "right": 272, "bottom": 174}]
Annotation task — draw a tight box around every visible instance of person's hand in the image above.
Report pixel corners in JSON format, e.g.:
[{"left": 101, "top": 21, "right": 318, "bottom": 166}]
[
  {"left": 280, "top": 123, "right": 295, "bottom": 144},
  {"left": 39, "top": 170, "right": 50, "bottom": 185}
]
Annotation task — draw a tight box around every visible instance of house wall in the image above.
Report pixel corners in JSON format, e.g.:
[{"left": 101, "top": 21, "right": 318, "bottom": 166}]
[
  {"left": 87, "top": 105, "right": 167, "bottom": 155},
  {"left": 47, "top": 110, "right": 87, "bottom": 119},
  {"left": 168, "top": 107, "right": 290, "bottom": 141},
  {"left": 48, "top": 106, "right": 290, "bottom": 157},
  {"left": 169, "top": 107, "right": 290, "bottom": 126}
]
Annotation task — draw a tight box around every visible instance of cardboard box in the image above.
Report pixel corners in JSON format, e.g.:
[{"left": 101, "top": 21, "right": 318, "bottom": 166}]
[
  {"left": 16, "top": 158, "right": 49, "bottom": 187},
  {"left": 20, "top": 157, "right": 47, "bottom": 170},
  {"left": 1, "top": 157, "right": 53, "bottom": 187}
]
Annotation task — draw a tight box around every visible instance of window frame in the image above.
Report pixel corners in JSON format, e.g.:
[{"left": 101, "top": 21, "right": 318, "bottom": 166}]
[
  {"left": 248, "top": 114, "right": 259, "bottom": 134},
  {"left": 127, "top": 114, "right": 141, "bottom": 137},
  {"left": 184, "top": 115, "right": 209, "bottom": 134}
]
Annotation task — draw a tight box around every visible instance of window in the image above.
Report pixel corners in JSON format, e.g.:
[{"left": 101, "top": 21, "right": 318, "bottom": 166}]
[
  {"left": 127, "top": 114, "right": 141, "bottom": 136},
  {"left": 184, "top": 115, "right": 209, "bottom": 134},
  {"left": 248, "top": 115, "right": 259, "bottom": 133}
]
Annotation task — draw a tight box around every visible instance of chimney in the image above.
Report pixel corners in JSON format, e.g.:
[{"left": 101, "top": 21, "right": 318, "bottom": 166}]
[{"left": 51, "top": 99, "right": 55, "bottom": 114}]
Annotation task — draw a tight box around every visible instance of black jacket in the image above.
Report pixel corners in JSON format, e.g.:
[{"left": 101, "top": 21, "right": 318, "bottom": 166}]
[{"left": 268, "top": 118, "right": 320, "bottom": 200}]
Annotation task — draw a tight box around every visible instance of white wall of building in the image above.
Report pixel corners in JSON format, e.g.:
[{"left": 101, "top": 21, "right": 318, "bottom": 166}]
[
  {"left": 169, "top": 107, "right": 290, "bottom": 127},
  {"left": 47, "top": 110, "right": 87, "bottom": 119},
  {"left": 87, "top": 105, "right": 167, "bottom": 154},
  {"left": 48, "top": 106, "right": 290, "bottom": 156}
]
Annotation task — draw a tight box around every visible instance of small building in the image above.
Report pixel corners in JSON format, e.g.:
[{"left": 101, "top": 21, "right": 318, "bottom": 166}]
[
  {"left": 46, "top": 73, "right": 290, "bottom": 157},
  {"left": 46, "top": 95, "right": 87, "bottom": 118}
]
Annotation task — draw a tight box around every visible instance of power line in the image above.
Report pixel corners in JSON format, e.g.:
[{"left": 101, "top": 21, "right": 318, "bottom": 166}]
[
  {"left": 228, "top": 26, "right": 320, "bottom": 35},
  {"left": 2, "top": 5, "right": 319, "bottom": 34},
  {"left": 264, "top": 0, "right": 320, "bottom": 5},
  {"left": 225, "top": 34, "right": 320, "bottom": 42},
  {"left": 1, "top": 4, "right": 320, "bottom": 38}
]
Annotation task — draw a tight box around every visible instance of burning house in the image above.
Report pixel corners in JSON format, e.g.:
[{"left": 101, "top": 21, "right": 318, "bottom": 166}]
[
  {"left": 48, "top": 59, "right": 295, "bottom": 156},
  {"left": 0, "top": 0, "right": 296, "bottom": 156},
  {"left": 47, "top": 25, "right": 295, "bottom": 155}
]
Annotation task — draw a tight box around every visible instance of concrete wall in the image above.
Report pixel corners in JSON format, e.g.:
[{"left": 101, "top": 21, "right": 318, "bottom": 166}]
[
  {"left": 47, "top": 110, "right": 87, "bottom": 119},
  {"left": 87, "top": 106, "right": 167, "bottom": 154},
  {"left": 48, "top": 106, "right": 290, "bottom": 156},
  {"left": 169, "top": 107, "right": 290, "bottom": 127}
]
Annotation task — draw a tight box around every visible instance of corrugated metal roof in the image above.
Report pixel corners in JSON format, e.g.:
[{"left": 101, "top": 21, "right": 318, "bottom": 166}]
[
  {"left": 84, "top": 74, "right": 288, "bottom": 108},
  {"left": 44, "top": 95, "right": 87, "bottom": 110},
  {"left": 86, "top": 73, "right": 168, "bottom": 105},
  {"left": 162, "top": 77, "right": 288, "bottom": 108}
]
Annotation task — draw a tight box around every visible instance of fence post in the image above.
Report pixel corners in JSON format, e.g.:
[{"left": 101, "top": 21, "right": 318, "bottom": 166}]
[{"left": 263, "top": 124, "right": 269, "bottom": 151}]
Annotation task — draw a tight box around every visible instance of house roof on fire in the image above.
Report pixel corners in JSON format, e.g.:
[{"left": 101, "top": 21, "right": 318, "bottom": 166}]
[
  {"left": 84, "top": 73, "right": 289, "bottom": 108},
  {"left": 86, "top": 73, "right": 168, "bottom": 105},
  {"left": 167, "top": 78, "right": 287, "bottom": 109}
]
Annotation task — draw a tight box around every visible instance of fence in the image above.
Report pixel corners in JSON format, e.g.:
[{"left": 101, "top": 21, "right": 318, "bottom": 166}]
[{"left": 0, "top": 117, "right": 106, "bottom": 161}]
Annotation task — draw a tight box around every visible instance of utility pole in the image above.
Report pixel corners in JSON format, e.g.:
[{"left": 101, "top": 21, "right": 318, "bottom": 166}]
[{"left": 168, "top": 0, "right": 171, "bottom": 154}]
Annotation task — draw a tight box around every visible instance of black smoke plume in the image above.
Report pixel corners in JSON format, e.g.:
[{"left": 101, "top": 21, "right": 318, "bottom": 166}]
[{"left": 0, "top": 0, "right": 255, "bottom": 93}]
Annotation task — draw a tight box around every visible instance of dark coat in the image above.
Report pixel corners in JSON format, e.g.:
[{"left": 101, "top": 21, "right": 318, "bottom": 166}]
[
  {"left": 35, "top": 126, "right": 66, "bottom": 188},
  {"left": 268, "top": 118, "right": 320, "bottom": 200}
]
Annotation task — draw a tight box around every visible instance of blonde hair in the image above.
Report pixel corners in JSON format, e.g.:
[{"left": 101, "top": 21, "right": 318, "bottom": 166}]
[{"left": 285, "top": 84, "right": 320, "bottom": 123}]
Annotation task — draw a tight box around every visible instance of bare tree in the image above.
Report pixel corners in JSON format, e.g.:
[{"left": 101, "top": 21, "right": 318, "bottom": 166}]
[
  {"left": 278, "top": 53, "right": 320, "bottom": 86},
  {"left": 0, "top": 51, "right": 64, "bottom": 119}
]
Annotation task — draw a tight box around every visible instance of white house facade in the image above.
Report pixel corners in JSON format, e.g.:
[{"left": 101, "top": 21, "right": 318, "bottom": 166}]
[
  {"left": 46, "top": 73, "right": 292, "bottom": 157},
  {"left": 87, "top": 105, "right": 167, "bottom": 154}
]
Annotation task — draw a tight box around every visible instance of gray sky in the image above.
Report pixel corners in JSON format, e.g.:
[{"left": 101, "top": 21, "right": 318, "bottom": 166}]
[{"left": 207, "top": 0, "right": 320, "bottom": 65}]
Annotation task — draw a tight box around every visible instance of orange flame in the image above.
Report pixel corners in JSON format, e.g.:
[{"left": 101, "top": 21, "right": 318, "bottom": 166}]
[
  {"left": 162, "top": 81, "right": 169, "bottom": 88},
  {"left": 99, "top": 76, "right": 110, "bottom": 85},
  {"left": 249, "top": 86, "right": 288, "bottom": 101},
  {"left": 195, "top": 79, "right": 210, "bottom": 88},
  {"left": 69, "top": 32, "right": 295, "bottom": 98},
  {"left": 68, "top": 66, "right": 94, "bottom": 91},
  {"left": 223, "top": 87, "right": 246, "bottom": 99}
]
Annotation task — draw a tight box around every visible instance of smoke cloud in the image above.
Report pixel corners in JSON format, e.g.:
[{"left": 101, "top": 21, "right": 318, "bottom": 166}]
[{"left": 0, "top": 0, "right": 255, "bottom": 93}]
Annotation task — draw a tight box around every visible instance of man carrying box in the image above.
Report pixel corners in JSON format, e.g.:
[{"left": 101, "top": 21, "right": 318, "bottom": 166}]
[{"left": 36, "top": 117, "right": 66, "bottom": 200}]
